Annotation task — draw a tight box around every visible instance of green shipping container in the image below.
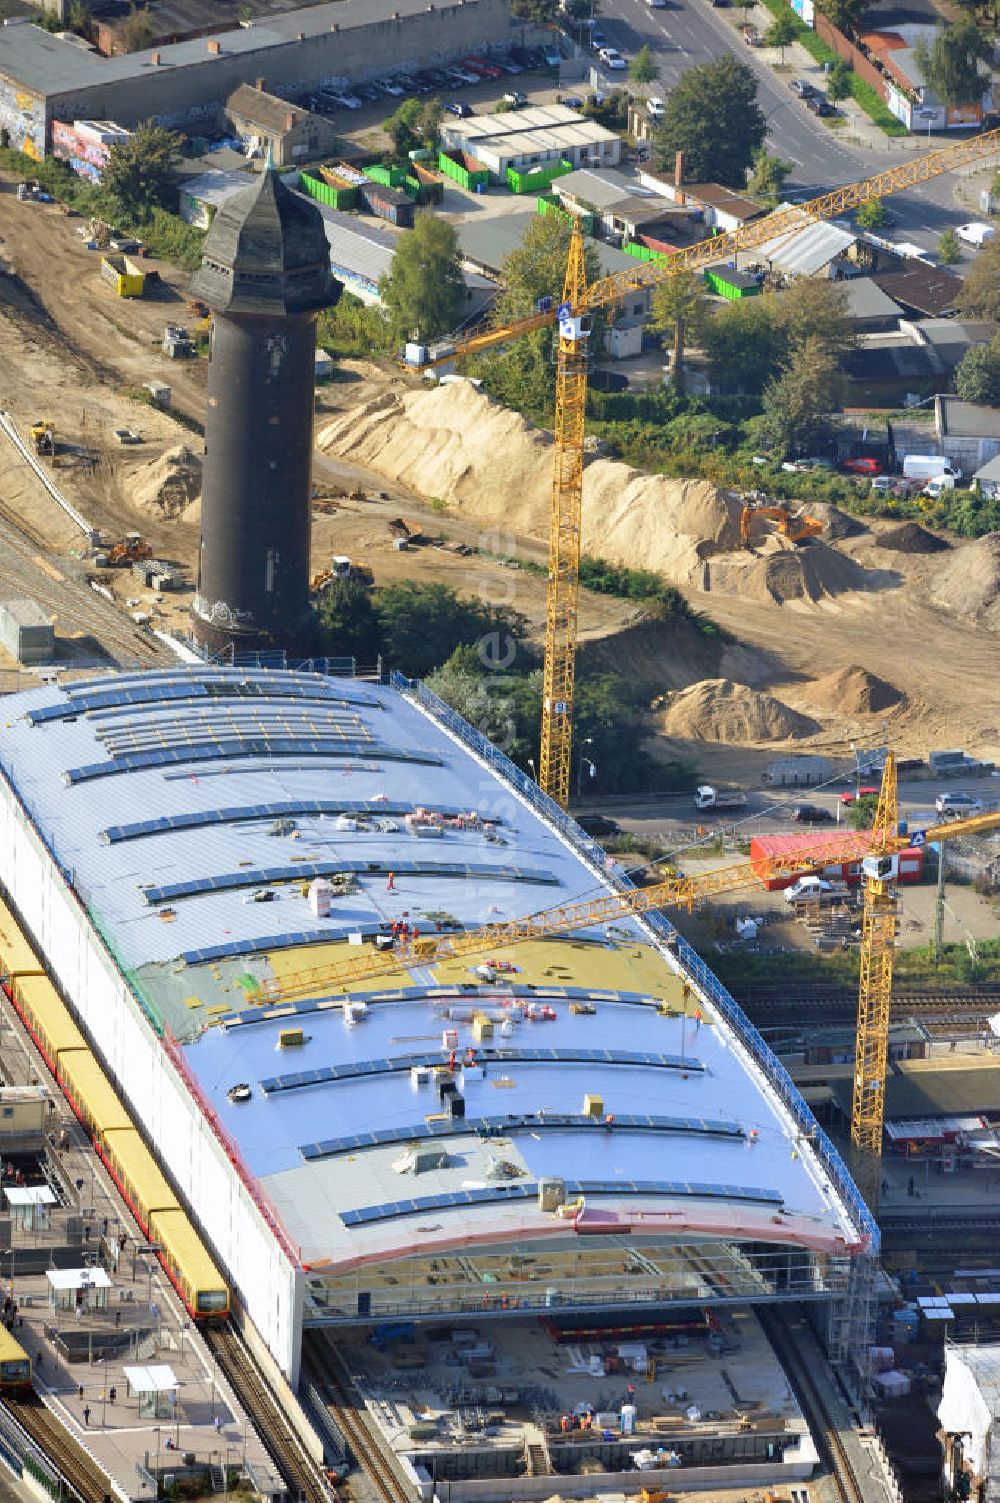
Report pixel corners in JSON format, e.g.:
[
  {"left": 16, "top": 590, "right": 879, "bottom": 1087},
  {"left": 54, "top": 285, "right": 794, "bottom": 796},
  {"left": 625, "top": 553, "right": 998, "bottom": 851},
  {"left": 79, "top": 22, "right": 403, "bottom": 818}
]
[
  {"left": 703, "top": 266, "right": 761, "bottom": 300},
  {"left": 437, "top": 150, "right": 490, "bottom": 192},
  {"left": 623, "top": 240, "right": 667, "bottom": 265},
  {"left": 506, "top": 158, "right": 573, "bottom": 195},
  {"left": 299, "top": 170, "right": 358, "bottom": 211},
  {"left": 366, "top": 163, "right": 408, "bottom": 188},
  {"left": 536, "top": 195, "right": 594, "bottom": 236}
]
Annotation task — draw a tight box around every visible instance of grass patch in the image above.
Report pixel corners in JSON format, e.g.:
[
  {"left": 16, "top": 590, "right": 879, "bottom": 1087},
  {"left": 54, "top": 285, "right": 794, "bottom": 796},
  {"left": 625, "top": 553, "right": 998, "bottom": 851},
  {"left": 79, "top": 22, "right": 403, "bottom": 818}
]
[{"left": 713, "top": 937, "right": 1000, "bottom": 992}]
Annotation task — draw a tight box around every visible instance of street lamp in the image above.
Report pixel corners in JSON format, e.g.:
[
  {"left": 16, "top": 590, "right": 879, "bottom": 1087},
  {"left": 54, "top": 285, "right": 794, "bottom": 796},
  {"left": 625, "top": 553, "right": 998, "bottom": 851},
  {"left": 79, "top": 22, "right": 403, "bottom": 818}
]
[{"left": 576, "top": 737, "right": 595, "bottom": 798}]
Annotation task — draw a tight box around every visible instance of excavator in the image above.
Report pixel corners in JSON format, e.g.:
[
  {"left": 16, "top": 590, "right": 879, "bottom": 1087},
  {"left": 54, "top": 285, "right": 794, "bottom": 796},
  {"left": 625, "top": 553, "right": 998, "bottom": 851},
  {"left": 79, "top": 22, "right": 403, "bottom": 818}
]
[
  {"left": 30, "top": 419, "right": 55, "bottom": 458},
  {"left": 103, "top": 532, "right": 152, "bottom": 566},
  {"left": 740, "top": 503, "right": 823, "bottom": 549}
]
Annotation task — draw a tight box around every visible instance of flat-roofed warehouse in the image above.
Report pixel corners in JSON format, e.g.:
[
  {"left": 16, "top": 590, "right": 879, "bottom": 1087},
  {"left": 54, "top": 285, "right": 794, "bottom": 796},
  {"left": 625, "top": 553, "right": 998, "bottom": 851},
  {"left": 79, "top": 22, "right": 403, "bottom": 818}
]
[
  {"left": 0, "top": 0, "right": 512, "bottom": 157},
  {"left": 0, "top": 667, "right": 874, "bottom": 1384}
]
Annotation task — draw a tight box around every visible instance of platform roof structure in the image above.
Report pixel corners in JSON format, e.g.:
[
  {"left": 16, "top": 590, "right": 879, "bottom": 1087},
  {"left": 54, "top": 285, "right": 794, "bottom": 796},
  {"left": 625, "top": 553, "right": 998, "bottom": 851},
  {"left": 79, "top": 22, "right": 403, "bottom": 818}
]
[{"left": 0, "top": 668, "right": 872, "bottom": 1303}]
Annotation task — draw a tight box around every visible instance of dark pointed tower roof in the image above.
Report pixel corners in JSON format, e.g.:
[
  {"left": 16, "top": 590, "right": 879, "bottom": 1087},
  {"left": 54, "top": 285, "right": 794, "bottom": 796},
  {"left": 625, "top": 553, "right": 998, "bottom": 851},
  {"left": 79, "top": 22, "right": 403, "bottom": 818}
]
[{"left": 190, "top": 159, "right": 336, "bottom": 316}]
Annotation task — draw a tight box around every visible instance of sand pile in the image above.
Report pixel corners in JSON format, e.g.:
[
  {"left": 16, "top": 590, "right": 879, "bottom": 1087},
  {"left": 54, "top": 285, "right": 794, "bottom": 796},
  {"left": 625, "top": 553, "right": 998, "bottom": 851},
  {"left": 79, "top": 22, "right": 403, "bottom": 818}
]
[
  {"left": 931, "top": 532, "right": 1000, "bottom": 630},
  {"left": 808, "top": 502, "right": 868, "bottom": 541},
  {"left": 876, "top": 521, "right": 949, "bottom": 553},
  {"left": 131, "top": 445, "right": 202, "bottom": 521},
  {"left": 810, "top": 664, "right": 903, "bottom": 714},
  {"left": 740, "top": 545, "right": 869, "bottom": 604},
  {"left": 317, "top": 377, "right": 741, "bottom": 586},
  {"left": 659, "top": 678, "right": 819, "bottom": 743}
]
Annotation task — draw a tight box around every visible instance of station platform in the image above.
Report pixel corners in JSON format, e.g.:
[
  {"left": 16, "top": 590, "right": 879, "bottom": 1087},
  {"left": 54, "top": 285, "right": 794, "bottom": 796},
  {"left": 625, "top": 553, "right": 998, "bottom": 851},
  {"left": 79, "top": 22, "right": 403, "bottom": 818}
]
[{"left": 0, "top": 992, "right": 284, "bottom": 1502}]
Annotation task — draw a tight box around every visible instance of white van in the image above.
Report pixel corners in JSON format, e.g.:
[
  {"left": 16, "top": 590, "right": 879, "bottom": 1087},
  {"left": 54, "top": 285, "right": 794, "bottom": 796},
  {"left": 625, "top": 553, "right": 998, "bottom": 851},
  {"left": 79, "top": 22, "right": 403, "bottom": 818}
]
[
  {"left": 923, "top": 475, "right": 956, "bottom": 498},
  {"left": 902, "top": 454, "right": 963, "bottom": 483},
  {"left": 784, "top": 876, "right": 832, "bottom": 904}
]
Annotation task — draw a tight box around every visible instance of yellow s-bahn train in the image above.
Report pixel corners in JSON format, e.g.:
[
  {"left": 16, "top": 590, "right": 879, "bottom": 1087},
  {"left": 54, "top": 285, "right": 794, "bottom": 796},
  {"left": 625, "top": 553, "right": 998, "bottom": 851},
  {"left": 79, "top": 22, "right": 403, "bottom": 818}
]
[
  {"left": 0, "top": 898, "right": 230, "bottom": 1321},
  {"left": 0, "top": 1327, "right": 32, "bottom": 1392}
]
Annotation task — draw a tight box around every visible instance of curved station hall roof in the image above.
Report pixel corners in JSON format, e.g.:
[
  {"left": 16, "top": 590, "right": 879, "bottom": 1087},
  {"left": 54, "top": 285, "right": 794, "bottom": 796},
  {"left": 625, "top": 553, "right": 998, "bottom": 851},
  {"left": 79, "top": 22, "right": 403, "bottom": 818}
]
[{"left": 0, "top": 667, "right": 872, "bottom": 1277}]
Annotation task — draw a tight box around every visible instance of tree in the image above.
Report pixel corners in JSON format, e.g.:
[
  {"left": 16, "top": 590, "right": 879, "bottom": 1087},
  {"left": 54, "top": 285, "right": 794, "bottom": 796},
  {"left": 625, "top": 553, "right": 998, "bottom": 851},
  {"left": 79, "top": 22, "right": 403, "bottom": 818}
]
[
  {"left": 510, "top": 0, "right": 558, "bottom": 20},
  {"left": 819, "top": 0, "right": 864, "bottom": 33},
  {"left": 957, "top": 236, "right": 1000, "bottom": 321},
  {"left": 938, "top": 227, "right": 961, "bottom": 264},
  {"left": 385, "top": 97, "right": 441, "bottom": 162},
  {"left": 376, "top": 582, "right": 528, "bottom": 678},
  {"left": 847, "top": 793, "right": 879, "bottom": 829},
  {"left": 649, "top": 271, "right": 711, "bottom": 391},
  {"left": 915, "top": 19, "right": 991, "bottom": 107},
  {"left": 761, "top": 335, "right": 844, "bottom": 452},
  {"left": 650, "top": 56, "right": 766, "bottom": 189},
  {"left": 826, "top": 58, "right": 852, "bottom": 100},
  {"left": 855, "top": 196, "right": 888, "bottom": 229},
  {"left": 748, "top": 147, "right": 793, "bottom": 206},
  {"left": 102, "top": 122, "right": 181, "bottom": 220},
  {"left": 955, "top": 337, "right": 1000, "bottom": 405},
  {"left": 314, "top": 578, "right": 381, "bottom": 662},
  {"left": 630, "top": 44, "right": 659, "bottom": 85},
  {"left": 764, "top": 12, "right": 797, "bottom": 62},
  {"left": 119, "top": 3, "right": 153, "bottom": 51},
  {"left": 774, "top": 276, "right": 856, "bottom": 363},
  {"left": 704, "top": 296, "right": 789, "bottom": 395},
  {"left": 317, "top": 291, "right": 393, "bottom": 359},
  {"left": 378, "top": 212, "right": 466, "bottom": 343},
  {"left": 476, "top": 213, "right": 601, "bottom": 417}
]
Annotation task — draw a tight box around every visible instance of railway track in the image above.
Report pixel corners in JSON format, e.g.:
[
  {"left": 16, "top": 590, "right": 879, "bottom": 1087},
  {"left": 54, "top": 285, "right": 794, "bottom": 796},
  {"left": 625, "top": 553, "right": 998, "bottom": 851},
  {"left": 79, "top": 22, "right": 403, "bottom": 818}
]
[
  {"left": 204, "top": 1325, "right": 330, "bottom": 1503},
  {"left": 737, "top": 983, "right": 1000, "bottom": 1014},
  {"left": 2, "top": 1394, "right": 112, "bottom": 1503},
  {"left": 759, "top": 1311, "right": 867, "bottom": 1503},
  {"left": 306, "top": 1335, "right": 411, "bottom": 1503}
]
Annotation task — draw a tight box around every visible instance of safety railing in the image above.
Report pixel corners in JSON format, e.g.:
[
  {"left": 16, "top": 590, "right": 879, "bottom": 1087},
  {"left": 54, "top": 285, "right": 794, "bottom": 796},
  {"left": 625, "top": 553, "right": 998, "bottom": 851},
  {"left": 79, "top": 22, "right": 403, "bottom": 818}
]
[{"left": 394, "top": 671, "right": 879, "bottom": 1256}]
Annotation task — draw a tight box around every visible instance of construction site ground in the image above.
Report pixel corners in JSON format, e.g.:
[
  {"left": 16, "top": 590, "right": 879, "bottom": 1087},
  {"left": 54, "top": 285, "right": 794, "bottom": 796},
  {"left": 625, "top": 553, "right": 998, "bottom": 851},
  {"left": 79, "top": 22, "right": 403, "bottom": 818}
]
[{"left": 0, "top": 168, "right": 999, "bottom": 794}]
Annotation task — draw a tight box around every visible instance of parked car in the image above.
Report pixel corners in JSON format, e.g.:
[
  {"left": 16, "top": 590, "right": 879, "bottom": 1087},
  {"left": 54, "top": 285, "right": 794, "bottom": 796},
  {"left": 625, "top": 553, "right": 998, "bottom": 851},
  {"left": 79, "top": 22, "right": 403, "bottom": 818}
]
[
  {"left": 446, "top": 66, "right": 479, "bottom": 85},
  {"left": 465, "top": 55, "right": 504, "bottom": 78},
  {"left": 935, "top": 791, "right": 986, "bottom": 817},
  {"left": 599, "top": 46, "right": 627, "bottom": 69},
  {"left": 807, "top": 94, "right": 834, "bottom": 116},
  {"left": 956, "top": 221, "right": 996, "bottom": 248},
  {"left": 423, "top": 67, "right": 451, "bottom": 85},
  {"left": 496, "top": 55, "right": 523, "bottom": 73},
  {"left": 374, "top": 78, "right": 405, "bottom": 96},
  {"left": 839, "top": 787, "right": 878, "bottom": 805},
  {"left": 742, "top": 22, "right": 762, "bottom": 41},
  {"left": 577, "top": 814, "right": 621, "bottom": 837},
  {"left": 353, "top": 83, "right": 380, "bottom": 102},
  {"left": 841, "top": 457, "right": 881, "bottom": 476},
  {"left": 790, "top": 79, "right": 815, "bottom": 97},
  {"left": 541, "top": 42, "right": 562, "bottom": 67},
  {"left": 561, "top": 93, "right": 584, "bottom": 108},
  {"left": 790, "top": 803, "right": 834, "bottom": 824},
  {"left": 785, "top": 876, "right": 832, "bottom": 904},
  {"left": 646, "top": 96, "right": 665, "bottom": 118},
  {"left": 645, "top": 0, "right": 667, "bottom": 8},
  {"left": 503, "top": 90, "right": 528, "bottom": 107},
  {"left": 444, "top": 100, "right": 474, "bottom": 117},
  {"left": 327, "top": 91, "right": 362, "bottom": 110}
]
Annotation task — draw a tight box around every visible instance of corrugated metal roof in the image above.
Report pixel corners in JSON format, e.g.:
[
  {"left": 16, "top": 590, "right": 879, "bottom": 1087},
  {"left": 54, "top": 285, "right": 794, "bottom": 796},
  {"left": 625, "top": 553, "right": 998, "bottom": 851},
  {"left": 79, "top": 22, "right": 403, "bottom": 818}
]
[{"left": 759, "top": 215, "right": 856, "bottom": 276}]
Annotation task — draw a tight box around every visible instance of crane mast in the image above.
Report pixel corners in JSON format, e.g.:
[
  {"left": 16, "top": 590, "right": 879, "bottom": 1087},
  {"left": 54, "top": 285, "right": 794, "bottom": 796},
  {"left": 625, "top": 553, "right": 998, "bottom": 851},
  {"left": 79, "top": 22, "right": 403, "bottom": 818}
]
[{"left": 539, "top": 224, "right": 589, "bottom": 806}]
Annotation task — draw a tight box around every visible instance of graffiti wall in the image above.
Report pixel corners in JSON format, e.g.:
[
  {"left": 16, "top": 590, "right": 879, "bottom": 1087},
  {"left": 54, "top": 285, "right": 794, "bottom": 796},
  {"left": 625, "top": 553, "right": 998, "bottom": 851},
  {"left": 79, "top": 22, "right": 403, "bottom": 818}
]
[{"left": 0, "top": 73, "right": 45, "bottom": 159}]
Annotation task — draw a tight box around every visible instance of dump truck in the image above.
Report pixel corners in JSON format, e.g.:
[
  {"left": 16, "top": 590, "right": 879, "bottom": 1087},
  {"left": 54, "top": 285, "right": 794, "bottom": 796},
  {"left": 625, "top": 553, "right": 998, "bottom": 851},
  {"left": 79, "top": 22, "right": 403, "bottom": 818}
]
[
  {"left": 694, "top": 785, "right": 748, "bottom": 812},
  {"left": 100, "top": 254, "right": 145, "bottom": 298},
  {"left": 30, "top": 420, "right": 55, "bottom": 457}
]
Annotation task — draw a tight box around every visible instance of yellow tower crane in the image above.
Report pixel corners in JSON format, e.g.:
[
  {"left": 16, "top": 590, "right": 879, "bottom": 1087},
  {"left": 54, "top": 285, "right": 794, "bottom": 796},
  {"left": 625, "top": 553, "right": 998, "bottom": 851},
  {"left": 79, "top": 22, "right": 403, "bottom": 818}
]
[
  {"left": 253, "top": 793, "right": 1000, "bottom": 1210},
  {"left": 407, "top": 128, "right": 1000, "bottom": 807}
]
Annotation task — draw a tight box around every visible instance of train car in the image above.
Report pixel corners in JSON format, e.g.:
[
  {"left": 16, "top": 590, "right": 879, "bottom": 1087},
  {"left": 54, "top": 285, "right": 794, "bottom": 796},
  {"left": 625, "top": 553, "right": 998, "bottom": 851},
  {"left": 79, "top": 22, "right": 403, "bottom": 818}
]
[
  {"left": 101, "top": 1128, "right": 178, "bottom": 1229},
  {"left": 0, "top": 1327, "right": 32, "bottom": 1391},
  {"left": 0, "top": 896, "right": 43, "bottom": 983},
  {"left": 148, "top": 1208, "right": 230, "bottom": 1320},
  {"left": 56, "top": 1050, "right": 132, "bottom": 1140},
  {"left": 12, "top": 974, "right": 86, "bottom": 1075}
]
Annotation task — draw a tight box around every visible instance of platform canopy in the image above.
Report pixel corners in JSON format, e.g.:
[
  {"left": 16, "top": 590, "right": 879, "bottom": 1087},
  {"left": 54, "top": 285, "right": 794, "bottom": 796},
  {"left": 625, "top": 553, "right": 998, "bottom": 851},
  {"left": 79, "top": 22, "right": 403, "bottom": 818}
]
[
  {"left": 46, "top": 1267, "right": 111, "bottom": 1291},
  {"left": 123, "top": 1364, "right": 179, "bottom": 1395},
  {"left": 5, "top": 1187, "right": 56, "bottom": 1206}
]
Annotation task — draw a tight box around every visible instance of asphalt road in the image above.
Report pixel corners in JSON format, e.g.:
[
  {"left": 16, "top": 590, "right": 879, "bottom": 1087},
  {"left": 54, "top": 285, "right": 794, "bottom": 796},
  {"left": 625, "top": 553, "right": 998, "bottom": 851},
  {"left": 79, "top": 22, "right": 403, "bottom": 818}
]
[{"left": 589, "top": 0, "right": 988, "bottom": 252}]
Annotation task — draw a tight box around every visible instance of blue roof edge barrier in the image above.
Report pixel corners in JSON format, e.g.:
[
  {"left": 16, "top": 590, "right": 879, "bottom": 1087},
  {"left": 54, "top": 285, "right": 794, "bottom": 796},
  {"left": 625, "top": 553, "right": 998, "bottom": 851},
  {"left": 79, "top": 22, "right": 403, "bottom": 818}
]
[{"left": 391, "top": 670, "right": 880, "bottom": 1257}]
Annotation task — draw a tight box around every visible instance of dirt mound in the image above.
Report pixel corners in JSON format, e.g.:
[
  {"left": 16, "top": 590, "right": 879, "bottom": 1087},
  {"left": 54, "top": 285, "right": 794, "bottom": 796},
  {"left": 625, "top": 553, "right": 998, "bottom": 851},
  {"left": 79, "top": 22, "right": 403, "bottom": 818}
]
[
  {"left": 810, "top": 664, "right": 904, "bottom": 714},
  {"left": 931, "top": 532, "right": 1000, "bottom": 629},
  {"left": 876, "top": 521, "right": 950, "bottom": 553},
  {"left": 131, "top": 445, "right": 202, "bottom": 521},
  {"left": 808, "top": 502, "right": 868, "bottom": 541},
  {"left": 317, "top": 377, "right": 741, "bottom": 586},
  {"left": 658, "top": 677, "right": 819, "bottom": 743},
  {"left": 742, "top": 545, "right": 869, "bottom": 604}
]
